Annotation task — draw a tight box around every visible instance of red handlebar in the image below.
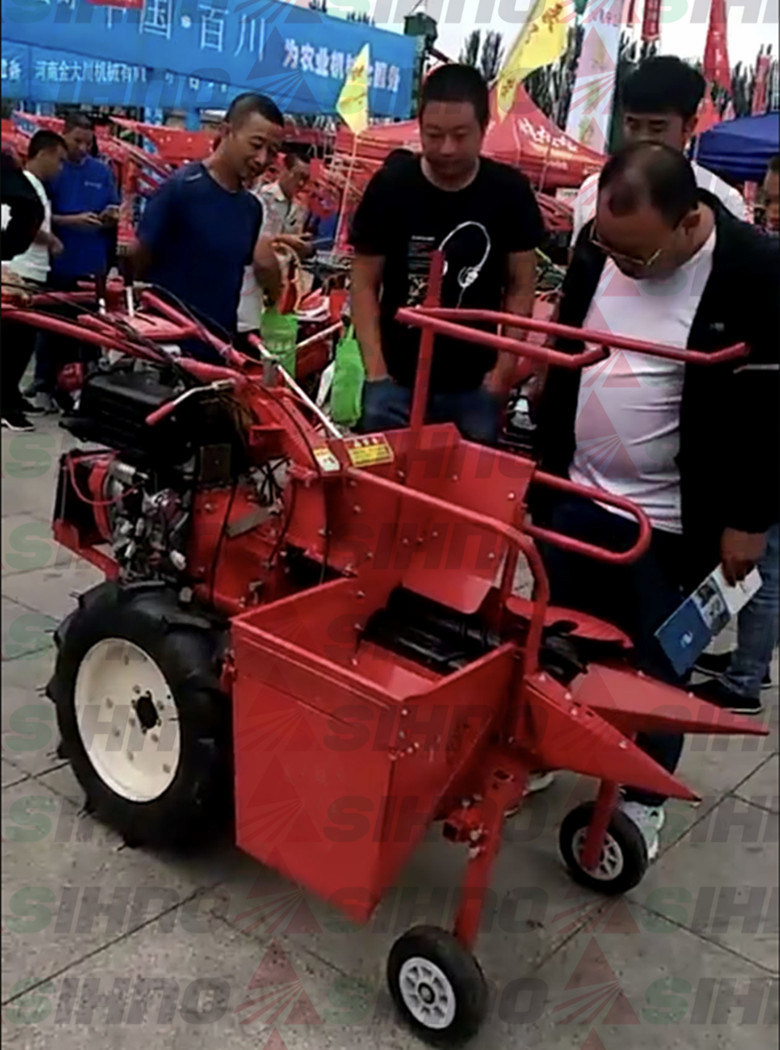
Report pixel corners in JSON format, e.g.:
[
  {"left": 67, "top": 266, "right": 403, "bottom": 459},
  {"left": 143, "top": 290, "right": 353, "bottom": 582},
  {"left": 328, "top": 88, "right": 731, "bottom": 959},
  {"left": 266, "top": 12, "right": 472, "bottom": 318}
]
[
  {"left": 527, "top": 471, "right": 652, "bottom": 565},
  {"left": 415, "top": 307, "right": 749, "bottom": 367},
  {"left": 396, "top": 307, "right": 609, "bottom": 370}
]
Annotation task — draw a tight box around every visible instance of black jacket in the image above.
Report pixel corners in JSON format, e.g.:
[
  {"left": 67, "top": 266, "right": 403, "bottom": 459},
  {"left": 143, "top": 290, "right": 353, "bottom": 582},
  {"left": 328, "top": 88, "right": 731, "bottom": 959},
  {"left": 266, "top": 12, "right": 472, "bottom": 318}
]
[{"left": 536, "top": 192, "right": 779, "bottom": 585}]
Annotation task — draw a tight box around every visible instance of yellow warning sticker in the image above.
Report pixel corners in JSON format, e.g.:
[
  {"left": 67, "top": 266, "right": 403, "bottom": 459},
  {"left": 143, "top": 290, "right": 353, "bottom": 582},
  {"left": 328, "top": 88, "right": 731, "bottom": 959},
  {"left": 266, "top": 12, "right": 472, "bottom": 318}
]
[
  {"left": 344, "top": 435, "right": 395, "bottom": 468},
  {"left": 313, "top": 447, "right": 341, "bottom": 473}
]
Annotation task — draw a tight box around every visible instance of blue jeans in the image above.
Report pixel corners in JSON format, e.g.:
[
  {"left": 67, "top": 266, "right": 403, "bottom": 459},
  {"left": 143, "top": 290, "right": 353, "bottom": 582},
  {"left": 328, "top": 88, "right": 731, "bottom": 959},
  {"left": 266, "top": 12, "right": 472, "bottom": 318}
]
[
  {"left": 723, "top": 523, "right": 779, "bottom": 698},
  {"left": 359, "top": 377, "right": 502, "bottom": 445},
  {"left": 543, "top": 495, "right": 687, "bottom": 807}
]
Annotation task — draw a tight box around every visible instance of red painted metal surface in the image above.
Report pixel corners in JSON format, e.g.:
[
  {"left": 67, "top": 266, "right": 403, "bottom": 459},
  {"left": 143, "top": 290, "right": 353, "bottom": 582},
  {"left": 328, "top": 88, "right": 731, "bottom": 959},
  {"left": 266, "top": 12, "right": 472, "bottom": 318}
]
[
  {"left": 8, "top": 274, "right": 767, "bottom": 960},
  {"left": 581, "top": 780, "right": 621, "bottom": 871},
  {"left": 505, "top": 596, "right": 632, "bottom": 648},
  {"left": 571, "top": 664, "right": 766, "bottom": 737}
]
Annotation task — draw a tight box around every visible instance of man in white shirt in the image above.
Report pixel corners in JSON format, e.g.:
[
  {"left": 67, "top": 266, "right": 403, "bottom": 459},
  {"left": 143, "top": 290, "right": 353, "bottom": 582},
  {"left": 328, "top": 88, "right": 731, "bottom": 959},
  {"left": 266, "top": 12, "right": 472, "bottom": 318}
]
[
  {"left": 237, "top": 154, "right": 313, "bottom": 345},
  {"left": 570, "top": 57, "right": 746, "bottom": 248},
  {"left": 1, "top": 130, "right": 67, "bottom": 431},
  {"left": 536, "top": 142, "right": 778, "bottom": 861}
]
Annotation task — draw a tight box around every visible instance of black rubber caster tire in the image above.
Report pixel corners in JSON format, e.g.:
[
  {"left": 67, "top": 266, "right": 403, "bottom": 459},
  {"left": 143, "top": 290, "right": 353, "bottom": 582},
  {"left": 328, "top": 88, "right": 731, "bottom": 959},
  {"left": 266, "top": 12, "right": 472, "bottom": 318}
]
[
  {"left": 387, "top": 925, "right": 488, "bottom": 1046},
  {"left": 559, "top": 800, "right": 649, "bottom": 895}
]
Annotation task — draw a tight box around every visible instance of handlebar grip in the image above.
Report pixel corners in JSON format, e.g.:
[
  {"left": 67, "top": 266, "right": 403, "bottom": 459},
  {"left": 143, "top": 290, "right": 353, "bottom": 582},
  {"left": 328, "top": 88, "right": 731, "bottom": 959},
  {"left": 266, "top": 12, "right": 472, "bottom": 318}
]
[{"left": 145, "top": 401, "right": 178, "bottom": 427}]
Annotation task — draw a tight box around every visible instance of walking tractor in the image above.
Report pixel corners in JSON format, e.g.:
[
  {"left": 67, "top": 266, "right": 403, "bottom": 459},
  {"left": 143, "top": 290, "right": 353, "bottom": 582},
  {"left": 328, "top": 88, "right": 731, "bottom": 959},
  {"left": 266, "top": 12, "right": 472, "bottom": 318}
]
[{"left": 2, "top": 258, "right": 766, "bottom": 1045}]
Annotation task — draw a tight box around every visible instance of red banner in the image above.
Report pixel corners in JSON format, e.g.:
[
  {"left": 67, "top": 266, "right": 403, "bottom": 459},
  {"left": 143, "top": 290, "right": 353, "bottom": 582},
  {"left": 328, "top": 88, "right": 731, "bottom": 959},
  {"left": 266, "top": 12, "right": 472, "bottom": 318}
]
[
  {"left": 641, "top": 0, "right": 661, "bottom": 42},
  {"left": 703, "top": 0, "right": 731, "bottom": 93},
  {"left": 752, "top": 50, "right": 771, "bottom": 114}
]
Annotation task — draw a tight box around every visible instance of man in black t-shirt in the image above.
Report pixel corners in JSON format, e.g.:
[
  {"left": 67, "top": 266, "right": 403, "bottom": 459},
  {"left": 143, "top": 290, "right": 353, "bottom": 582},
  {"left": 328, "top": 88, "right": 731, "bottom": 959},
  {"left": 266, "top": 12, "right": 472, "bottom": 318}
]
[{"left": 349, "top": 64, "right": 544, "bottom": 444}]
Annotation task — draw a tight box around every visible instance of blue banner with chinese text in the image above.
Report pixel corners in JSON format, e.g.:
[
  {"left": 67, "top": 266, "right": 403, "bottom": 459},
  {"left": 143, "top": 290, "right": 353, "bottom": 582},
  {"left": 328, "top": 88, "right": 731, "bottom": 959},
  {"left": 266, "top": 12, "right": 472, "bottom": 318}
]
[{"left": 2, "top": 0, "right": 414, "bottom": 118}]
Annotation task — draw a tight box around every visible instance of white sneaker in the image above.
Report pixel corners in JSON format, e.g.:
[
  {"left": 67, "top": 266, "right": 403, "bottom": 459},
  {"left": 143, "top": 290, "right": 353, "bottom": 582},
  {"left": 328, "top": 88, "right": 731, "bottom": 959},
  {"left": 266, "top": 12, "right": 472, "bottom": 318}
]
[
  {"left": 504, "top": 771, "right": 556, "bottom": 817},
  {"left": 526, "top": 771, "right": 556, "bottom": 794},
  {"left": 33, "top": 392, "right": 58, "bottom": 414},
  {"left": 619, "top": 800, "right": 665, "bottom": 862}
]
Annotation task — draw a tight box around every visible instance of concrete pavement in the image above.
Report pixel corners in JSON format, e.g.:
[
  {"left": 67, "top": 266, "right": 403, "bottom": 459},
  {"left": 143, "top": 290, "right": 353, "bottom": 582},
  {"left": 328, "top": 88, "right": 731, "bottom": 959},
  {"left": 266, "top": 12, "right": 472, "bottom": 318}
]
[{"left": 2, "top": 414, "right": 778, "bottom": 1050}]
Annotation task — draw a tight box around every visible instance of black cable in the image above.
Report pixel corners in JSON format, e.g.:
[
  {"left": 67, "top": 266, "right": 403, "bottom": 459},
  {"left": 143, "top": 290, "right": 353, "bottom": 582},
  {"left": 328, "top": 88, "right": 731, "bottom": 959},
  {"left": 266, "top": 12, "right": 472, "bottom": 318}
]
[
  {"left": 266, "top": 475, "right": 298, "bottom": 572},
  {"left": 263, "top": 389, "right": 330, "bottom": 583},
  {"left": 208, "top": 478, "right": 238, "bottom": 608},
  {"left": 266, "top": 388, "right": 322, "bottom": 472},
  {"left": 144, "top": 283, "right": 234, "bottom": 351}
]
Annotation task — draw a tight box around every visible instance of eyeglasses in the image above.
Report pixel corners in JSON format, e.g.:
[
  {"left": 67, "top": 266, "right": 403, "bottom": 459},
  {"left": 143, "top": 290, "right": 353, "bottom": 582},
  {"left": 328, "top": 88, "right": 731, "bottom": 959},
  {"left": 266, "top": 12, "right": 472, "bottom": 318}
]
[{"left": 590, "top": 227, "right": 664, "bottom": 271}]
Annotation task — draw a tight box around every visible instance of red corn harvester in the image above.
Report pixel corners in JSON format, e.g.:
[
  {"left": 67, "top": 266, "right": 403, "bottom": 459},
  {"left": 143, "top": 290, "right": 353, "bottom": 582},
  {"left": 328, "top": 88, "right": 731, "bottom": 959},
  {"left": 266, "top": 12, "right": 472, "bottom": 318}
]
[{"left": 3, "top": 255, "right": 766, "bottom": 1044}]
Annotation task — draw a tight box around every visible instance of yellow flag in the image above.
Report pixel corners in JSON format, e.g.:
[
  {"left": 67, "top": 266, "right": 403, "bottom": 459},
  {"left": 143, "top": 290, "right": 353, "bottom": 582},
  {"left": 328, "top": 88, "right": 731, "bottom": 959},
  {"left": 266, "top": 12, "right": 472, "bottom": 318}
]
[
  {"left": 336, "top": 43, "right": 370, "bottom": 136},
  {"left": 496, "top": 0, "right": 572, "bottom": 120}
]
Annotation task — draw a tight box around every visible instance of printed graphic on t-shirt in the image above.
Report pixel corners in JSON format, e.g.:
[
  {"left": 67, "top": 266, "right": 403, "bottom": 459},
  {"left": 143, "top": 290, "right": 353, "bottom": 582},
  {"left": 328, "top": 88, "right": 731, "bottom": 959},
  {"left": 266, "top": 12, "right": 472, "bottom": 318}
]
[
  {"left": 407, "top": 235, "right": 436, "bottom": 306},
  {"left": 406, "top": 223, "right": 494, "bottom": 308}
]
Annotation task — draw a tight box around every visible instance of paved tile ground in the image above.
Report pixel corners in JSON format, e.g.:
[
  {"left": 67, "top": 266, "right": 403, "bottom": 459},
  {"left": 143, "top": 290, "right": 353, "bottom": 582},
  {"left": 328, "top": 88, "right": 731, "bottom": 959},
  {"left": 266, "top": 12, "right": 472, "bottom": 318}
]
[{"left": 2, "top": 415, "right": 778, "bottom": 1050}]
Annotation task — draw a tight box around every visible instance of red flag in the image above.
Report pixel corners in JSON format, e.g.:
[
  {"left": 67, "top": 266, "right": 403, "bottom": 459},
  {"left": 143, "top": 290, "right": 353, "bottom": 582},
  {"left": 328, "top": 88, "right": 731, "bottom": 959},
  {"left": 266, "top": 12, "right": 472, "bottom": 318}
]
[
  {"left": 86, "top": 0, "right": 143, "bottom": 7},
  {"left": 641, "top": 0, "right": 661, "bottom": 42},
  {"left": 696, "top": 86, "right": 722, "bottom": 135},
  {"left": 703, "top": 0, "right": 731, "bottom": 93},
  {"left": 752, "top": 49, "right": 771, "bottom": 114}
]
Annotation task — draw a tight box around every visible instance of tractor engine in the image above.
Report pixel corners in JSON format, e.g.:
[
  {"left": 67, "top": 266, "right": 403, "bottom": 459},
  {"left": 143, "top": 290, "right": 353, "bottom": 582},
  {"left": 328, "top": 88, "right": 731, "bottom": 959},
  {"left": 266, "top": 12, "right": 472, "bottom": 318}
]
[
  {"left": 52, "top": 360, "right": 279, "bottom": 586},
  {"left": 90, "top": 462, "right": 190, "bottom": 580}
]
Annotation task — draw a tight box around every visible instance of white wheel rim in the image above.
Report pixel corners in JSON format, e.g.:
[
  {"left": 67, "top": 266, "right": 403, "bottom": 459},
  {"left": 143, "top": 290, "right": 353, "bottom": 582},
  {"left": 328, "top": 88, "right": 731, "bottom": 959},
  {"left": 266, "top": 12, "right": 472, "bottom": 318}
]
[
  {"left": 398, "top": 957, "right": 457, "bottom": 1030},
  {"left": 572, "top": 827, "right": 625, "bottom": 881},
  {"left": 74, "top": 638, "right": 181, "bottom": 803}
]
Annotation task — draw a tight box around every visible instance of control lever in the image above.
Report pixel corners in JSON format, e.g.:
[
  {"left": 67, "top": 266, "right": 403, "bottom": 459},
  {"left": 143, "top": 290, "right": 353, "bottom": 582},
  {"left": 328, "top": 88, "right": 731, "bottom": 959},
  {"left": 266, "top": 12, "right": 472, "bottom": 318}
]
[{"left": 145, "top": 379, "right": 236, "bottom": 427}]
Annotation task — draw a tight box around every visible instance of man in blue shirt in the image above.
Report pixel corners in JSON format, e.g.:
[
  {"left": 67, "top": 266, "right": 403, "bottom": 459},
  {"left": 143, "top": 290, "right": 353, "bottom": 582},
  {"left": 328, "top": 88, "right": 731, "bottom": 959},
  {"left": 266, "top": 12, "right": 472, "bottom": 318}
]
[
  {"left": 30, "top": 113, "right": 120, "bottom": 409},
  {"left": 133, "top": 92, "right": 283, "bottom": 360},
  {"left": 50, "top": 113, "right": 120, "bottom": 283}
]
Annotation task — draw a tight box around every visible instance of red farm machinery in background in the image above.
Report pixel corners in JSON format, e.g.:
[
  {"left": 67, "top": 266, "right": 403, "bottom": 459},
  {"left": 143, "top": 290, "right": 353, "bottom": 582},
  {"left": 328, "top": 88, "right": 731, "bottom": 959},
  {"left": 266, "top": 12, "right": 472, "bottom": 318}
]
[{"left": 1, "top": 252, "right": 764, "bottom": 1045}]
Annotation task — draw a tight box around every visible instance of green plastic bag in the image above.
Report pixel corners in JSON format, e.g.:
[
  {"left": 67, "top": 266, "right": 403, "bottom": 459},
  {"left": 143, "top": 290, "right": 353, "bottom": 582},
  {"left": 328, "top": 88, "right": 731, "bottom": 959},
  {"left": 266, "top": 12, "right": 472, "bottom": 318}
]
[
  {"left": 260, "top": 307, "right": 298, "bottom": 376},
  {"left": 330, "top": 325, "right": 365, "bottom": 427}
]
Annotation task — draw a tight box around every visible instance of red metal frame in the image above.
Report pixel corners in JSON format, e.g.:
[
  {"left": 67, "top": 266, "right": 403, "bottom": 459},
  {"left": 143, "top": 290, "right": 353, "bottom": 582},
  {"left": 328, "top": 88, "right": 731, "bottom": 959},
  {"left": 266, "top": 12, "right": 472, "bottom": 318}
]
[
  {"left": 7, "top": 269, "right": 767, "bottom": 966},
  {"left": 412, "top": 306, "right": 749, "bottom": 367}
]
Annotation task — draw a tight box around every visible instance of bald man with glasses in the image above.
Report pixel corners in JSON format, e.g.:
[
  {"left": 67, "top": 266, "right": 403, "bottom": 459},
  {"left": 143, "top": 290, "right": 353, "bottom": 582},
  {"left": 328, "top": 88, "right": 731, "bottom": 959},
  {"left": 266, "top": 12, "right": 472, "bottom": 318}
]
[{"left": 533, "top": 141, "right": 778, "bottom": 863}]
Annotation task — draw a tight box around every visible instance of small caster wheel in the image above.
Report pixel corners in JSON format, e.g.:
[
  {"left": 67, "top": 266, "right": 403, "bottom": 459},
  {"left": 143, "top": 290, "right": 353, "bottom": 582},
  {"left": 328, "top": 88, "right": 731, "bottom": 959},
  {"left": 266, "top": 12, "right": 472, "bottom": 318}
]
[
  {"left": 559, "top": 801, "right": 648, "bottom": 895},
  {"left": 387, "top": 925, "right": 488, "bottom": 1046}
]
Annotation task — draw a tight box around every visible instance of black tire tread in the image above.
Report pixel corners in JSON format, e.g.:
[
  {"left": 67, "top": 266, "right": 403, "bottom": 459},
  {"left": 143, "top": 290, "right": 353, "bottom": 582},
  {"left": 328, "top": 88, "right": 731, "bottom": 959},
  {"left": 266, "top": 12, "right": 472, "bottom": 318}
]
[
  {"left": 47, "top": 581, "right": 231, "bottom": 850},
  {"left": 387, "top": 924, "right": 488, "bottom": 1046},
  {"left": 559, "top": 800, "right": 649, "bottom": 896}
]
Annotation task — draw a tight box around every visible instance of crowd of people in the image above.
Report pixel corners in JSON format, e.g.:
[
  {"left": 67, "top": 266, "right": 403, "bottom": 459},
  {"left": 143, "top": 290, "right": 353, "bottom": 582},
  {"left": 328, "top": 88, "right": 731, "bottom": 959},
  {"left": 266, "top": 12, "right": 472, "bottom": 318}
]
[
  {"left": 2, "top": 112, "right": 120, "bottom": 426},
  {"left": 2, "top": 56, "right": 777, "bottom": 863}
]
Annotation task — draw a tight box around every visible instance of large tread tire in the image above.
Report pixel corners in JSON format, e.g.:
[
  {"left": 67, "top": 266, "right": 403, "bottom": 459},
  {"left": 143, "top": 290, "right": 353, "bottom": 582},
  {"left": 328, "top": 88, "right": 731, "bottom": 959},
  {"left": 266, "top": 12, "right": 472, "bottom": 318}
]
[{"left": 47, "top": 581, "right": 231, "bottom": 851}]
